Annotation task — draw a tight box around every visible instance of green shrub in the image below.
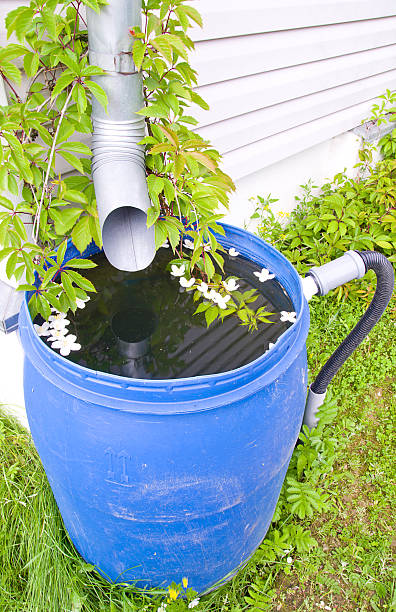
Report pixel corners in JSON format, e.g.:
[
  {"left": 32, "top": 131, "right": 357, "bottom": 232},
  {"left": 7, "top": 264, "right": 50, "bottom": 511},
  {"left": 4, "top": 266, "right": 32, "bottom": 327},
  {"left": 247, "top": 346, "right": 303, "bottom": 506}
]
[{"left": 251, "top": 159, "right": 395, "bottom": 301}]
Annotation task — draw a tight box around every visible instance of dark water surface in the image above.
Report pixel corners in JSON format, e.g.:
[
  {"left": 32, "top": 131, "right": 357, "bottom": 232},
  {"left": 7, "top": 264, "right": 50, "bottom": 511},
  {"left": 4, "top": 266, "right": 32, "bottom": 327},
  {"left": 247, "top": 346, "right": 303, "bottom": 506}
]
[{"left": 62, "top": 249, "right": 294, "bottom": 379}]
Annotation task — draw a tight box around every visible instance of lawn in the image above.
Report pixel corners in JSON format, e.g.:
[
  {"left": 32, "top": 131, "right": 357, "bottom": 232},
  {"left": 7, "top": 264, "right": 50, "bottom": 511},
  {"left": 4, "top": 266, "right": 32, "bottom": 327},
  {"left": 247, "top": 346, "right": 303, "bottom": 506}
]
[{"left": 0, "top": 290, "right": 394, "bottom": 611}]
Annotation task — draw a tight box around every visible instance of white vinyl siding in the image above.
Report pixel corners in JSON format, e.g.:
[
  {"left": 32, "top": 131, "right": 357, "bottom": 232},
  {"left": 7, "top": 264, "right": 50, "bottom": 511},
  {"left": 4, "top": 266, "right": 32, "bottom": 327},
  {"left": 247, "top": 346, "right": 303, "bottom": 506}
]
[
  {"left": 1, "top": 1, "right": 395, "bottom": 181},
  {"left": 191, "top": 1, "right": 396, "bottom": 180}
]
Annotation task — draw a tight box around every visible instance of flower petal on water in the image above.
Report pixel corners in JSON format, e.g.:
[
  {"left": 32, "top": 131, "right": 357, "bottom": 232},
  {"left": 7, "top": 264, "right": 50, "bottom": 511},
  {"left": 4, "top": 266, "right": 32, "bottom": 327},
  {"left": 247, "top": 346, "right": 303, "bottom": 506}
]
[{"left": 179, "top": 276, "right": 196, "bottom": 288}]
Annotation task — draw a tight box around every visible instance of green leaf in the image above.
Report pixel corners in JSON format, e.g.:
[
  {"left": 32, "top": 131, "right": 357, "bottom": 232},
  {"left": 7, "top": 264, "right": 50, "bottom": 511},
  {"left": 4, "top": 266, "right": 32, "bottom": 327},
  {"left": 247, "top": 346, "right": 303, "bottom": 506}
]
[
  {"left": 41, "top": 8, "right": 57, "bottom": 41},
  {"left": 174, "top": 153, "right": 186, "bottom": 178},
  {"left": 158, "top": 124, "right": 179, "bottom": 147},
  {"left": 6, "top": 251, "right": 18, "bottom": 279},
  {"left": 57, "top": 151, "right": 85, "bottom": 174},
  {"left": 37, "top": 294, "right": 51, "bottom": 320},
  {"left": 375, "top": 240, "right": 392, "bottom": 249},
  {"left": 137, "top": 104, "right": 169, "bottom": 119},
  {"left": 81, "top": 65, "right": 105, "bottom": 77},
  {"left": 84, "top": 80, "right": 108, "bottom": 110},
  {"left": 147, "top": 174, "right": 164, "bottom": 198},
  {"left": 165, "top": 34, "right": 188, "bottom": 61},
  {"left": 12, "top": 215, "right": 27, "bottom": 241},
  {"left": 194, "top": 301, "right": 211, "bottom": 314},
  {"left": 205, "top": 305, "right": 218, "bottom": 327},
  {"left": 71, "top": 215, "right": 92, "bottom": 253},
  {"left": 132, "top": 39, "right": 147, "bottom": 72},
  {"left": 151, "top": 35, "right": 173, "bottom": 65},
  {"left": 181, "top": 5, "right": 203, "bottom": 27},
  {"left": 187, "top": 151, "right": 217, "bottom": 173},
  {"left": 65, "top": 258, "right": 97, "bottom": 269},
  {"left": 66, "top": 269, "right": 95, "bottom": 292},
  {"left": 63, "top": 190, "right": 88, "bottom": 205},
  {"left": 6, "top": 7, "right": 35, "bottom": 41},
  {"left": 51, "top": 207, "right": 82, "bottom": 234},
  {"left": 190, "top": 91, "right": 209, "bottom": 110},
  {"left": 81, "top": 0, "right": 100, "bottom": 13},
  {"left": 327, "top": 220, "right": 338, "bottom": 234},
  {"left": 72, "top": 83, "right": 87, "bottom": 115},
  {"left": 58, "top": 141, "right": 91, "bottom": 156},
  {"left": 57, "top": 239, "right": 68, "bottom": 266},
  {"left": 61, "top": 271, "right": 76, "bottom": 302},
  {"left": 0, "top": 167, "right": 8, "bottom": 192},
  {"left": 149, "top": 143, "right": 175, "bottom": 154},
  {"left": 51, "top": 72, "right": 75, "bottom": 99},
  {"left": 147, "top": 206, "right": 160, "bottom": 227},
  {"left": 155, "top": 220, "right": 168, "bottom": 250}
]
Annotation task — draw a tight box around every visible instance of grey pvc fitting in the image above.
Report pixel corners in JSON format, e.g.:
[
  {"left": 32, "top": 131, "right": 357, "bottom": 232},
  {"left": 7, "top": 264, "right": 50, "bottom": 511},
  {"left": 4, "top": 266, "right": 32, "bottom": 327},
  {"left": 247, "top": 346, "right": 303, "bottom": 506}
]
[
  {"left": 303, "top": 386, "right": 327, "bottom": 430},
  {"left": 87, "top": 0, "right": 155, "bottom": 272},
  {"left": 307, "top": 250, "right": 365, "bottom": 296}
]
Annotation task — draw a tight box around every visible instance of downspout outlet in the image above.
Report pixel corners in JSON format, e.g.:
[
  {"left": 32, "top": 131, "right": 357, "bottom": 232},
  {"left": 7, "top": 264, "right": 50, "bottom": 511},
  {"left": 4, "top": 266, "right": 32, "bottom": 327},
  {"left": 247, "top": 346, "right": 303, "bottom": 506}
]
[{"left": 87, "top": 0, "right": 155, "bottom": 272}]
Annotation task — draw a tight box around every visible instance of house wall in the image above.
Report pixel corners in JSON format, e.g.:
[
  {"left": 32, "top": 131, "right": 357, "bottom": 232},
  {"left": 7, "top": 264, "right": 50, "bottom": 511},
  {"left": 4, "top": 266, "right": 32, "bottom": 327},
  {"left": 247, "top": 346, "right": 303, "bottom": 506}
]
[
  {"left": 188, "top": 1, "right": 396, "bottom": 223},
  {"left": 0, "top": 1, "right": 395, "bottom": 421}
]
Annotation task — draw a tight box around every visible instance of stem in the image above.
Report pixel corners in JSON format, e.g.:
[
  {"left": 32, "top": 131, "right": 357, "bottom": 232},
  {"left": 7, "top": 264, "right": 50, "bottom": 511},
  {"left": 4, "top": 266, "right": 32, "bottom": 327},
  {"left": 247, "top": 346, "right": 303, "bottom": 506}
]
[
  {"left": 0, "top": 72, "right": 21, "bottom": 103},
  {"left": 173, "top": 181, "right": 183, "bottom": 224},
  {"left": 33, "top": 85, "right": 76, "bottom": 243},
  {"left": 72, "top": 1, "right": 81, "bottom": 50}
]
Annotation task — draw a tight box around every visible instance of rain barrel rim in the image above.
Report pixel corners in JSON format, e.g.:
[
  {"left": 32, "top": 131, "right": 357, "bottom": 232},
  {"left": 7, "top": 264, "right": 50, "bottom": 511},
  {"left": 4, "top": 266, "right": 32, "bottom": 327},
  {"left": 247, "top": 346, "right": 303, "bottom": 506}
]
[{"left": 18, "top": 223, "right": 310, "bottom": 413}]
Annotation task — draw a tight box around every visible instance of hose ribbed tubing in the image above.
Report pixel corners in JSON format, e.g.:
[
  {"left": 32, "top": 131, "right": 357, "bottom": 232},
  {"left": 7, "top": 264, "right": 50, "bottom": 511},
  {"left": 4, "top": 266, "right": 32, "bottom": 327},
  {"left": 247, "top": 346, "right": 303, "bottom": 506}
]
[{"left": 311, "top": 251, "right": 394, "bottom": 394}]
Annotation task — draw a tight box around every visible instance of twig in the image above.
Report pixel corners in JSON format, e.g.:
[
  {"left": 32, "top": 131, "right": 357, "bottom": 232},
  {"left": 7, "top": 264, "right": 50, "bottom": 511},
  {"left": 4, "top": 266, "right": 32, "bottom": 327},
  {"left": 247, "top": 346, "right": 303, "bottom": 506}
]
[
  {"left": 32, "top": 85, "right": 76, "bottom": 243},
  {"left": 0, "top": 72, "right": 21, "bottom": 103}
]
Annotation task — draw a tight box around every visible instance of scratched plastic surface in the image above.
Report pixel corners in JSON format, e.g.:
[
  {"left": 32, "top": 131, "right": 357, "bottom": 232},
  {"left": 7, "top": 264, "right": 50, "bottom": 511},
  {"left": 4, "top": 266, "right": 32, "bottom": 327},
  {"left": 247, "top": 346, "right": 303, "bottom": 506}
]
[
  {"left": 19, "top": 224, "right": 310, "bottom": 593},
  {"left": 57, "top": 248, "right": 294, "bottom": 379}
]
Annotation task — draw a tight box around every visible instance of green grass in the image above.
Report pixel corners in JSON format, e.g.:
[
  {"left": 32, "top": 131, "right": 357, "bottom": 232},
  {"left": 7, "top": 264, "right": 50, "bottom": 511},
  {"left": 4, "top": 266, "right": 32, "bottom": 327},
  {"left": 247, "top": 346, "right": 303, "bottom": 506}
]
[{"left": 0, "top": 293, "right": 395, "bottom": 611}]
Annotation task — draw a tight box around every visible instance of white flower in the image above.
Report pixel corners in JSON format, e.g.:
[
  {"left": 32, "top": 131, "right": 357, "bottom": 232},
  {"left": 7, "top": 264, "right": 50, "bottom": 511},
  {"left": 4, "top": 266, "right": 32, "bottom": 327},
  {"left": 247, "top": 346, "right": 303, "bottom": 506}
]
[
  {"left": 197, "top": 282, "right": 216, "bottom": 299},
  {"left": 51, "top": 334, "right": 81, "bottom": 357},
  {"left": 341, "top": 561, "right": 347, "bottom": 568},
  {"left": 188, "top": 599, "right": 200, "bottom": 609},
  {"left": 170, "top": 264, "right": 186, "bottom": 277},
  {"left": 213, "top": 293, "right": 231, "bottom": 310},
  {"left": 34, "top": 321, "right": 52, "bottom": 337},
  {"left": 208, "top": 289, "right": 220, "bottom": 302},
  {"left": 48, "top": 328, "right": 69, "bottom": 343},
  {"left": 157, "top": 605, "right": 167, "bottom": 612},
  {"left": 49, "top": 311, "right": 68, "bottom": 323},
  {"left": 286, "top": 556, "right": 293, "bottom": 564},
  {"left": 183, "top": 239, "right": 194, "bottom": 250},
  {"left": 228, "top": 247, "right": 239, "bottom": 257},
  {"left": 50, "top": 317, "right": 70, "bottom": 331},
  {"left": 253, "top": 268, "right": 275, "bottom": 283},
  {"left": 280, "top": 311, "right": 297, "bottom": 323},
  {"left": 197, "top": 282, "right": 209, "bottom": 294},
  {"left": 179, "top": 276, "right": 196, "bottom": 288},
  {"left": 76, "top": 297, "right": 90, "bottom": 309},
  {"left": 223, "top": 278, "right": 239, "bottom": 292}
]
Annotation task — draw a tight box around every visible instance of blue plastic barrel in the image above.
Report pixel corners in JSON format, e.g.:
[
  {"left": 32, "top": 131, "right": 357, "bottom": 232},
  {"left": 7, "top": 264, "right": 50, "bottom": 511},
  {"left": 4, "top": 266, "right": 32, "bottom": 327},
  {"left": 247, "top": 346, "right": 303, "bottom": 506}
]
[{"left": 18, "top": 224, "right": 310, "bottom": 593}]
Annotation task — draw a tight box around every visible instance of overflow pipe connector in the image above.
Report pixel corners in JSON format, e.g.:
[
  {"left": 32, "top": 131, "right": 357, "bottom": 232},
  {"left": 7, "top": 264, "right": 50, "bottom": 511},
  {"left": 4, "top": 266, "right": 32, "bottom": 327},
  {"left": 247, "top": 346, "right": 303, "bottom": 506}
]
[
  {"left": 302, "top": 250, "right": 394, "bottom": 429},
  {"left": 87, "top": 0, "right": 155, "bottom": 272}
]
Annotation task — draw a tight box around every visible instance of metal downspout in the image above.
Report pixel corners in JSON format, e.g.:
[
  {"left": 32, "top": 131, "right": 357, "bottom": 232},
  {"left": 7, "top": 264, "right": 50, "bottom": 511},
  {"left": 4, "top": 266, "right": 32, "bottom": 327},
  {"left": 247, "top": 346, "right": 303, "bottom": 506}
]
[{"left": 86, "top": 0, "right": 155, "bottom": 272}]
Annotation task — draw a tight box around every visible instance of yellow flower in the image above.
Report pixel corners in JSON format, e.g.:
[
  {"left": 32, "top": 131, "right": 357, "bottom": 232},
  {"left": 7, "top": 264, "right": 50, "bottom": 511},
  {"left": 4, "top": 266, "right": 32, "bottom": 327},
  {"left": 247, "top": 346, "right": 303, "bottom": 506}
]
[
  {"left": 168, "top": 587, "right": 179, "bottom": 601},
  {"left": 182, "top": 577, "right": 188, "bottom": 589}
]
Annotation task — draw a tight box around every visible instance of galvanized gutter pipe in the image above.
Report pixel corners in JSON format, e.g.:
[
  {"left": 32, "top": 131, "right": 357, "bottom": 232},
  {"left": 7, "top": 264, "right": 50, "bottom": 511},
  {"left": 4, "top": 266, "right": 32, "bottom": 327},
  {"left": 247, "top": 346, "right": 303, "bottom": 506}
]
[{"left": 86, "top": 0, "right": 155, "bottom": 271}]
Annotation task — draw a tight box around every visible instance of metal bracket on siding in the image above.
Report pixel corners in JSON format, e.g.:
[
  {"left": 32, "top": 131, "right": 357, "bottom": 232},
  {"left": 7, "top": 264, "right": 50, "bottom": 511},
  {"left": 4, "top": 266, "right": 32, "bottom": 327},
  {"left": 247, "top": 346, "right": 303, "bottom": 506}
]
[{"left": 352, "top": 115, "right": 395, "bottom": 143}]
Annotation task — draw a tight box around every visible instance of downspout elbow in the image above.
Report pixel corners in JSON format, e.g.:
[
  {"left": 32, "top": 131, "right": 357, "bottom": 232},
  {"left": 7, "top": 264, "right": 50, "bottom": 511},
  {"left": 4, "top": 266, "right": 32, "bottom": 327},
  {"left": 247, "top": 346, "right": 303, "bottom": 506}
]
[{"left": 87, "top": 0, "right": 155, "bottom": 272}]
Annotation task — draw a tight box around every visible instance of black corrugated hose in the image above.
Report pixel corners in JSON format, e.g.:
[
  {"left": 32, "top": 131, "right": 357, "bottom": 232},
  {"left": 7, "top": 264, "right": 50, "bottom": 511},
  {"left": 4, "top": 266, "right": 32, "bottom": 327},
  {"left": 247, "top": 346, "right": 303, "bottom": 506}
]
[{"left": 311, "top": 251, "right": 394, "bottom": 395}]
